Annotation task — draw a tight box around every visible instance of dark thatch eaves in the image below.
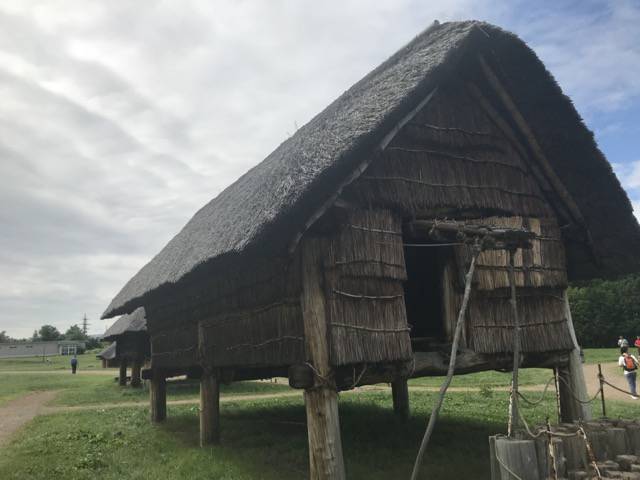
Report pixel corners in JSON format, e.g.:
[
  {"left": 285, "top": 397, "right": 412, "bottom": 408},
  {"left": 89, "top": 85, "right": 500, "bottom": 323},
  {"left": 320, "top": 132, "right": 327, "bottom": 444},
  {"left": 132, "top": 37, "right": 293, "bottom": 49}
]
[
  {"left": 103, "top": 20, "right": 640, "bottom": 319},
  {"left": 96, "top": 342, "right": 117, "bottom": 361},
  {"left": 102, "top": 307, "right": 146, "bottom": 341}
]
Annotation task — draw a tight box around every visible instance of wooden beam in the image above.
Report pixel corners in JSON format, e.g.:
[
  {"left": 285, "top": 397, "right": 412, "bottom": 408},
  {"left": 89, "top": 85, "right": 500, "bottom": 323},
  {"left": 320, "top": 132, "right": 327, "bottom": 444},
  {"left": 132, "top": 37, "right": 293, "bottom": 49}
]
[
  {"left": 301, "top": 237, "right": 346, "bottom": 480},
  {"left": 391, "top": 379, "right": 410, "bottom": 420},
  {"left": 199, "top": 371, "right": 220, "bottom": 446},
  {"left": 130, "top": 359, "right": 142, "bottom": 388},
  {"left": 119, "top": 360, "right": 128, "bottom": 386},
  {"left": 476, "top": 55, "right": 587, "bottom": 230},
  {"left": 150, "top": 372, "right": 167, "bottom": 423},
  {"left": 558, "top": 291, "right": 592, "bottom": 422}
]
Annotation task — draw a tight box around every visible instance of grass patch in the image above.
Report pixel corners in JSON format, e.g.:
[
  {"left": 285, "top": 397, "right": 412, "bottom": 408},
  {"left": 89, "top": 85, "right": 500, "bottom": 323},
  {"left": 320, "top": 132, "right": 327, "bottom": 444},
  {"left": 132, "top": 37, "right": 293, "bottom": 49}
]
[
  {"left": 582, "top": 347, "right": 625, "bottom": 364},
  {"left": 1, "top": 389, "right": 636, "bottom": 480},
  {"left": 0, "top": 353, "right": 103, "bottom": 371},
  {"left": 408, "top": 367, "right": 551, "bottom": 388},
  {"left": 0, "top": 373, "right": 289, "bottom": 407}
]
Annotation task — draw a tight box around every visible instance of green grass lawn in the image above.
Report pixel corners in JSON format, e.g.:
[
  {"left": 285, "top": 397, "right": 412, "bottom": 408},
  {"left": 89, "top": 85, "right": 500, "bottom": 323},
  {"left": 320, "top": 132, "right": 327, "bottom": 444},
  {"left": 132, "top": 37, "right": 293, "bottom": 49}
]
[
  {"left": 0, "top": 388, "right": 636, "bottom": 480},
  {"left": 582, "top": 347, "right": 625, "bottom": 364},
  {"left": 0, "top": 372, "right": 289, "bottom": 408},
  {"left": 0, "top": 353, "right": 103, "bottom": 371}
]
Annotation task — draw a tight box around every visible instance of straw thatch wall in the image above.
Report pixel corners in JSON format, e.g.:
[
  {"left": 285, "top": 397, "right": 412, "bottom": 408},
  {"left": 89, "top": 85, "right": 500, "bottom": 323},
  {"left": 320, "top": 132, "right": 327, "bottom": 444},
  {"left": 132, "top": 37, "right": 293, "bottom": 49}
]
[{"left": 324, "top": 209, "right": 412, "bottom": 365}]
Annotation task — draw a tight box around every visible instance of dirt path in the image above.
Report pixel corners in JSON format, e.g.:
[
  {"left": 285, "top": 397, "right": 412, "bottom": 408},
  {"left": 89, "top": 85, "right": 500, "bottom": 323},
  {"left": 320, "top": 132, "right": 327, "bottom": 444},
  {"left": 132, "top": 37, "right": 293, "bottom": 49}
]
[
  {"left": 583, "top": 362, "right": 636, "bottom": 402},
  {"left": 0, "top": 390, "right": 59, "bottom": 447}
]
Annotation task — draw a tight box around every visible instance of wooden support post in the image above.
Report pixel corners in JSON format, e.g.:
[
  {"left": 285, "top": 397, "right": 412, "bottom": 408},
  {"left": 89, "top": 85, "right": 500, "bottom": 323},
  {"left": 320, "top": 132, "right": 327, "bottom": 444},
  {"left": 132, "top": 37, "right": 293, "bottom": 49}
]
[
  {"left": 130, "top": 359, "right": 142, "bottom": 388},
  {"left": 301, "top": 238, "right": 346, "bottom": 480},
  {"left": 101, "top": 358, "right": 107, "bottom": 368},
  {"left": 391, "top": 378, "right": 410, "bottom": 420},
  {"left": 150, "top": 372, "right": 167, "bottom": 423},
  {"left": 558, "top": 291, "right": 592, "bottom": 422},
  {"left": 199, "top": 371, "right": 220, "bottom": 446},
  {"left": 119, "top": 360, "right": 128, "bottom": 386},
  {"left": 598, "top": 363, "right": 606, "bottom": 418}
]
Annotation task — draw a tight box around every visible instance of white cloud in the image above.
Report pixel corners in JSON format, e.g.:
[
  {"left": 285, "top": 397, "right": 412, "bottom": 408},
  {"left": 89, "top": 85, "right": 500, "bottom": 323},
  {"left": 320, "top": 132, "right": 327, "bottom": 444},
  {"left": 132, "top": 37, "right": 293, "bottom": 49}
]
[{"left": 0, "top": 0, "right": 638, "bottom": 337}]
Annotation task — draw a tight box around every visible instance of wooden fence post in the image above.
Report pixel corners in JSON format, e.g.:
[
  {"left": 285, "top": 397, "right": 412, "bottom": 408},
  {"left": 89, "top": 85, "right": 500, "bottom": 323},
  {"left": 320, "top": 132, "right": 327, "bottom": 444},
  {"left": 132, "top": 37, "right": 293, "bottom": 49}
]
[
  {"left": 199, "top": 371, "right": 220, "bottom": 446},
  {"left": 150, "top": 372, "right": 167, "bottom": 423},
  {"left": 391, "top": 378, "right": 410, "bottom": 420},
  {"left": 119, "top": 360, "right": 128, "bottom": 386},
  {"left": 301, "top": 238, "right": 346, "bottom": 480}
]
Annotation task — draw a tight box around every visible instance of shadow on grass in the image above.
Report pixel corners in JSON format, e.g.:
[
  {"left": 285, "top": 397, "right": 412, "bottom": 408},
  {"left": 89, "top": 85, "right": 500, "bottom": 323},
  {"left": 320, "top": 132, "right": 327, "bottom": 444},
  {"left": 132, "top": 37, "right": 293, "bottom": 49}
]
[{"left": 159, "top": 391, "right": 506, "bottom": 479}]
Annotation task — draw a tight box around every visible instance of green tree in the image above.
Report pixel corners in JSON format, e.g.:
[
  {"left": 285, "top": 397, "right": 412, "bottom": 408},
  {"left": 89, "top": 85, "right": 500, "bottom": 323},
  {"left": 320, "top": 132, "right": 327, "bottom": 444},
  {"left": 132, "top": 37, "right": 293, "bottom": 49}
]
[
  {"left": 64, "top": 324, "right": 85, "bottom": 341},
  {"left": 569, "top": 274, "right": 640, "bottom": 347},
  {"left": 38, "top": 325, "right": 62, "bottom": 341},
  {"left": 0, "top": 331, "right": 10, "bottom": 343}
]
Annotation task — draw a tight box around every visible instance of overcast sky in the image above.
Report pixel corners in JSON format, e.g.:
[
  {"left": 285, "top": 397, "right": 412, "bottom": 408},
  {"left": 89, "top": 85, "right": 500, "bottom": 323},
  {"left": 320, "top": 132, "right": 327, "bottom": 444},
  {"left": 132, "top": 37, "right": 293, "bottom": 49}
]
[{"left": 1, "top": 0, "right": 638, "bottom": 337}]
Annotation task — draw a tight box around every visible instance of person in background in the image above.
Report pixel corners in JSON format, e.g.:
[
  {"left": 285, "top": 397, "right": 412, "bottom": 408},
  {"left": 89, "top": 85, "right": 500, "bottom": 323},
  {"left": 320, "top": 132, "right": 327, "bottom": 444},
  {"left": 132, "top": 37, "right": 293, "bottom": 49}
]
[
  {"left": 619, "top": 347, "right": 638, "bottom": 400},
  {"left": 635, "top": 336, "right": 640, "bottom": 356},
  {"left": 618, "top": 336, "right": 630, "bottom": 353},
  {"left": 70, "top": 355, "right": 78, "bottom": 374}
]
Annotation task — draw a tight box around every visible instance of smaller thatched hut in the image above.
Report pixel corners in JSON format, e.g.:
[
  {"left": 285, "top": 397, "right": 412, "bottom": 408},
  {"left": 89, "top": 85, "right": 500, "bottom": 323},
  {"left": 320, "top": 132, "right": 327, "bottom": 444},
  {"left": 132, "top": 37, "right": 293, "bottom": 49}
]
[
  {"left": 96, "top": 342, "right": 117, "bottom": 368},
  {"left": 102, "top": 307, "right": 150, "bottom": 386}
]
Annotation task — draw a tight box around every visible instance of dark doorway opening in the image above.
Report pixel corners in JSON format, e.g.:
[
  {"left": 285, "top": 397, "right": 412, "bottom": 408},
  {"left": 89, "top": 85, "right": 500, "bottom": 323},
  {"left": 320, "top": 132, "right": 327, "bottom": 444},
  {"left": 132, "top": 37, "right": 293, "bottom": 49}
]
[{"left": 403, "top": 244, "right": 447, "bottom": 351}]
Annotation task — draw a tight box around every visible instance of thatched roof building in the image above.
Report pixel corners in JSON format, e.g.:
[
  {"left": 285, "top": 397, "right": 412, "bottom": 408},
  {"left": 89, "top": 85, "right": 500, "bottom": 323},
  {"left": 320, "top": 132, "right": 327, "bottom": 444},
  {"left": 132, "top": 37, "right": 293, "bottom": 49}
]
[
  {"left": 102, "top": 20, "right": 640, "bottom": 477},
  {"left": 96, "top": 342, "right": 117, "bottom": 368},
  {"left": 103, "top": 307, "right": 149, "bottom": 386}
]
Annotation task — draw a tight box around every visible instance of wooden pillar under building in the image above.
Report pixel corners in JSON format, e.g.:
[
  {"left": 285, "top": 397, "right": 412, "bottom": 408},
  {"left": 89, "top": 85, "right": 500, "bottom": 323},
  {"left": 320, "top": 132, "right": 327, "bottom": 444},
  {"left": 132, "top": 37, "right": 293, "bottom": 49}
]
[
  {"left": 392, "top": 378, "right": 410, "bottom": 420},
  {"left": 199, "top": 371, "right": 220, "bottom": 446},
  {"left": 301, "top": 238, "right": 346, "bottom": 480},
  {"left": 558, "top": 291, "right": 592, "bottom": 422},
  {"left": 119, "top": 360, "right": 128, "bottom": 386},
  {"left": 101, "top": 358, "right": 107, "bottom": 368},
  {"left": 130, "top": 359, "right": 142, "bottom": 388},
  {"left": 150, "top": 373, "right": 167, "bottom": 423}
]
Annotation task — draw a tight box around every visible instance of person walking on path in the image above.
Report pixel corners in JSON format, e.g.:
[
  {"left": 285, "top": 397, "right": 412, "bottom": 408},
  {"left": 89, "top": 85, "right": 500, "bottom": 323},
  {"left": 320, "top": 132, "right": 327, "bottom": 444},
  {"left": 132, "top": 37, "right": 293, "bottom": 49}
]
[
  {"left": 635, "top": 336, "right": 640, "bottom": 356},
  {"left": 618, "top": 336, "right": 630, "bottom": 353},
  {"left": 619, "top": 347, "right": 638, "bottom": 400},
  {"left": 70, "top": 355, "right": 78, "bottom": 375}
]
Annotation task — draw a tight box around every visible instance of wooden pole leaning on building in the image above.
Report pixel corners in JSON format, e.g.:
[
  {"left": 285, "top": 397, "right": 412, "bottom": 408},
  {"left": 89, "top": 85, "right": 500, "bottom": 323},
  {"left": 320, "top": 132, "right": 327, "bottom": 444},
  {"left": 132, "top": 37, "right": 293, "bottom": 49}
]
[
  {"left": 130, "top": 359, "right": 142, "bottom": 388},
  {"left": 119, "top": 359, "right": 128, "bottom": 386},
  {"left": 557, "top": 292, "right": 592, "bottom": 422},
  {"left": 301, "top": 238, "right": 346, "bottom": 480},
  {"left": 391, "top": 378, "right": 410, "bottom": 420},
  {"left": 150, "top": 371, "right": 167, "bottom": 423}
]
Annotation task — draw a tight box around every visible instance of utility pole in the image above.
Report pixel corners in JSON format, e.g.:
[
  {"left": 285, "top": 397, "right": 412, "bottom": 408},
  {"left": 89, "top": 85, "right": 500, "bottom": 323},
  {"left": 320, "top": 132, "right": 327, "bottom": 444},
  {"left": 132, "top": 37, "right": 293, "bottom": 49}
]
[{"left": 82, "top": 313, "right": 90, "bottom": 335}]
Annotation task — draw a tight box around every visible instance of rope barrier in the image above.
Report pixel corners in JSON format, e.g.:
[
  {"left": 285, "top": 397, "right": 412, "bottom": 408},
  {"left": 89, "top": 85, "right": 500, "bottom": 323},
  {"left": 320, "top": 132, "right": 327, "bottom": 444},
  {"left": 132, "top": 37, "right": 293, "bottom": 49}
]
[
  {"left": 601, "top": 377, "right": 638, "bottom": 397},
  {"left": 517, "top": 376, "right": 555, "bottom": 406},
  {"left": 556, "top": 374, "right": 602, "bottom": 404}
]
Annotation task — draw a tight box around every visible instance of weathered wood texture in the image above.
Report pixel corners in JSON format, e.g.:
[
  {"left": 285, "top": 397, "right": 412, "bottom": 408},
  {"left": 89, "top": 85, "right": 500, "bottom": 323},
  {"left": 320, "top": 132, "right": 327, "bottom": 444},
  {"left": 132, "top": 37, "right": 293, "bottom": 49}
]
[
  {"left": 391, "top": 378, "right": 410, "bottom": 420},
  {"left": 118, "top": 361, "right": 127, "bottom": 386},
  {"left": 150, "top": 374, "right": 167, "bottom": 423},
  {"left": 130, "top": 360, "right": 142, "bottom": 388},
  {"left": 558, "top": 292, "right": 592, "bottom": 422},
  {"left": 301, "top": 237, "right": 345, "bottom": 480},
  {"left": 199, "top": 372, "right": 220, "bottom": 446},
  {"left": 491, "top": 437, "right": 540, "bottom": 480}
]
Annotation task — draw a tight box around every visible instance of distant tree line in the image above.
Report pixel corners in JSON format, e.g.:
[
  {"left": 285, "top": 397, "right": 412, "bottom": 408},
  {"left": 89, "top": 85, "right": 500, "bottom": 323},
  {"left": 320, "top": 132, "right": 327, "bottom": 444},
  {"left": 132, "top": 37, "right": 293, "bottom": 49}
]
[
  {"left": 0, "top": 324, "right": 102, "bottom": 349},
  {"left": 569, "top": 274, "right": 640, "bottom": 348}
]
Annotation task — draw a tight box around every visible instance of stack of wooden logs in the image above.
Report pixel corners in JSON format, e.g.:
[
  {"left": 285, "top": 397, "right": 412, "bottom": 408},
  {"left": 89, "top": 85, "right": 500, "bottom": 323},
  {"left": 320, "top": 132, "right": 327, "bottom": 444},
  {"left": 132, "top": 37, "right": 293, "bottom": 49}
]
[{"left": 490, "top": 419, "right": 640, "bottom": 479}]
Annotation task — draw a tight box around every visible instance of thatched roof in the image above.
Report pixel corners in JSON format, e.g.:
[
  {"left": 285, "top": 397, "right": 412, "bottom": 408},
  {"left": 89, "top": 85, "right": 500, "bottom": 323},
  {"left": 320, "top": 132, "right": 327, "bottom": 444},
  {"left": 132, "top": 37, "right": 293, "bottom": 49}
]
[
  {"left": 103, "top": 307, "right": 146, "bottom": 340},
  {"left": 103, "top": 20, "right": 640, "bottom": 319},
  {"left": 96, "top": 342, "right": 116, "bottom": 360}
]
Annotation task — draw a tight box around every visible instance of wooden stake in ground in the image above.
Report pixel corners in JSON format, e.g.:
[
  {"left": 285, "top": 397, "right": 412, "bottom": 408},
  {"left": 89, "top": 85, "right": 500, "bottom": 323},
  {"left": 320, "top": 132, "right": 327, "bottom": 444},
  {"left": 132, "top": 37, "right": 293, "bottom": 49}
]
[
  {"left": 119, "top": 360, "right": 128, "bottom": 386},
  {"left": 131, "top": 359, "right": 142, "bottom": 388},
  {"left": 301, "top": 238, "right": 345, "bottom": 480},
  {"left": 410, "top": 245, "right": 480, "bottom": 480},
  {"left": 199, "top": 370, "right": 220, "bottom": 446},
  {"left": 150, "top": 372, "right": 166, "bottom": 423},
  {"left": 391, "top": 378, "right": 410, "bottom": 420}
]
